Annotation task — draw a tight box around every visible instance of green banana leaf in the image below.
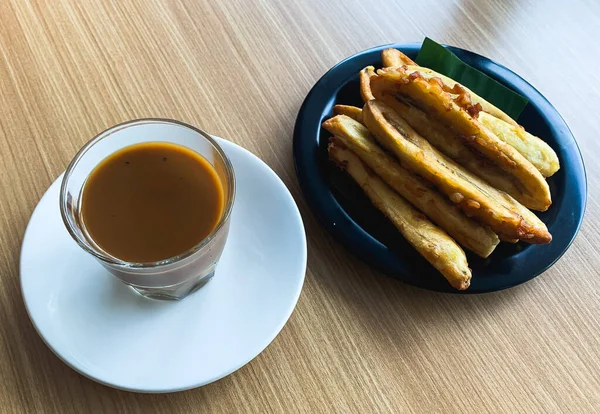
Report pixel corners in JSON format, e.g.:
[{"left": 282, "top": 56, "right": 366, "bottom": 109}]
[{"left": 415, "top": 38, "right": 528, "bottom": 120}]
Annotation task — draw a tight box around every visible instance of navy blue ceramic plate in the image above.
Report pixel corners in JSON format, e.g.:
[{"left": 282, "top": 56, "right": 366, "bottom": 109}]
[{"left": 293, "top": 43, "right": 587, "bottom": 293}]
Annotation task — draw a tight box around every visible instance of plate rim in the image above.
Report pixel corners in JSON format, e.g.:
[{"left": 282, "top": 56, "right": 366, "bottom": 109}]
[
  {"left": 293, "top": 42, "right": 587, "bottom": 294},
  {"left": 20, "top": 137, "right": 308, "bottom": 393}
]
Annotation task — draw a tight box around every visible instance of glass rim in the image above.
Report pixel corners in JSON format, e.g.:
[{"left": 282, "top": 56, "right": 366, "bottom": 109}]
[{"left": 59, "top": 118, "right": 236, "bottom": 269}]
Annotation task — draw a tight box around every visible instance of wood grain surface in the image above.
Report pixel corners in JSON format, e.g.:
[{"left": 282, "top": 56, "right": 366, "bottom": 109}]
[{"left": 1, "top": 0, "right": 599, "bottom": 412}]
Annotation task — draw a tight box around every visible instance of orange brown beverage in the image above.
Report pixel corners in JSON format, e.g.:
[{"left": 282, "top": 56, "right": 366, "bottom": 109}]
[
  {"left": 81, "top": 142, "right": 224, "bottom": 263},
  {"left": 61, "top": 119, "right": 235, "bottom": 300}
]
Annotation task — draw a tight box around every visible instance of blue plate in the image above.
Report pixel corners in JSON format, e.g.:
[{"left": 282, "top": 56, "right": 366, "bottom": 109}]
[{"left": 293, "top": 43, "right": 587, "bottom": 293}]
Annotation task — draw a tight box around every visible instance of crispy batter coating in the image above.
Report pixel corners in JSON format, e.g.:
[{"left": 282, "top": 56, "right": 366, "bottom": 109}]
[
  {"left": 403, "top": 64, "right": 518, "bottom": 126},
  {"left": 382, "top": 48, "right": 416, "bottom": 67},
  {"left": 369, "top": 92, "right": 546, "bottom": 209},
  {"left": 478, "top": 112, "right": 560, "bottom": 177},
  {"left": 333, "top": 105, "right": 363, "bottom": 124},
  {"left": 359, "top": 66, "right": 375, "bottom": 102},
  {"left": 371, "top": 68, "right": 552, "bottom": 211},
  {"left": 362, "top": 100, "right": 551, "bottom": 243},
  {"left": 328, "top": 142, "right": 472, "bottom": 290},
  {"left": 322, "top": 115, "right": 499, "bottom": 258}
]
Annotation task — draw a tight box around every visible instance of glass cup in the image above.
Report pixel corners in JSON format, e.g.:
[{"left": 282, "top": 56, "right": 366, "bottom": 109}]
[{"left": 60, "top": 119, "right": 235, "bottom": 300}]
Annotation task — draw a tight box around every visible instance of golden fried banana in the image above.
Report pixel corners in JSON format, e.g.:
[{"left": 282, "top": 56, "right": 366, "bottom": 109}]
[
  {"left": 370, "top": 94, "right": 545, "bottom": 210},
  {"left": 333, "top": 105, "right": 363, "bottom": 124},
  {"left": 382, "top": 48, "right": 416, "bottom": 67},
  {"left": 362, "top": 100, "right": 551, "bottom": 243},
  {"left": 371, "top": 68, "right": 551, "bottom": 211},
  {"left": 328, "top": 142, "right": 472, "bottom": 290},
  {"left": 407, "top": 65, "right": 560, "bottom": 176},
  {"left": 322, "top": 115, "right": 499, "bottom": 258},
  {"left": 478, "top": 112, "right": 560, "bottom": 177},
  {"left": 404, "top": 64, "right": 559, "bottom": 177},
  {"left": 359, "top": 66, "right": 375, "bottom": 102},
  {"left": 404, "top": 64, "right": 518, "bottom": 126}
]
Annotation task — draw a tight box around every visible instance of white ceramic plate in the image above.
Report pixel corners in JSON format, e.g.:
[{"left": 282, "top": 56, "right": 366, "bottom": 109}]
[{"left": 20, "top": 138, "right": 307, "bottom": 393}]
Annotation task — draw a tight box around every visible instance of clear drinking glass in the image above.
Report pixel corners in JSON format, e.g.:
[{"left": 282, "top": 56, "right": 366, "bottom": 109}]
[{"left": 60, "top": 119, "right": 235, "bottom": 300}]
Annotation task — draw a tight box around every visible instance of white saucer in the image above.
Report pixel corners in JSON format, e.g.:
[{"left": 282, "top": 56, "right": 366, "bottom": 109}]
[{"left": 20, "top": 138, "right": 307, "bottom": 393}]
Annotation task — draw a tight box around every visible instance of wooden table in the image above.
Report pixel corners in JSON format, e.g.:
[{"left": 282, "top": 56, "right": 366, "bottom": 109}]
[{"left": 1, "top": 0, "right": 599, "bottom": 412}]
